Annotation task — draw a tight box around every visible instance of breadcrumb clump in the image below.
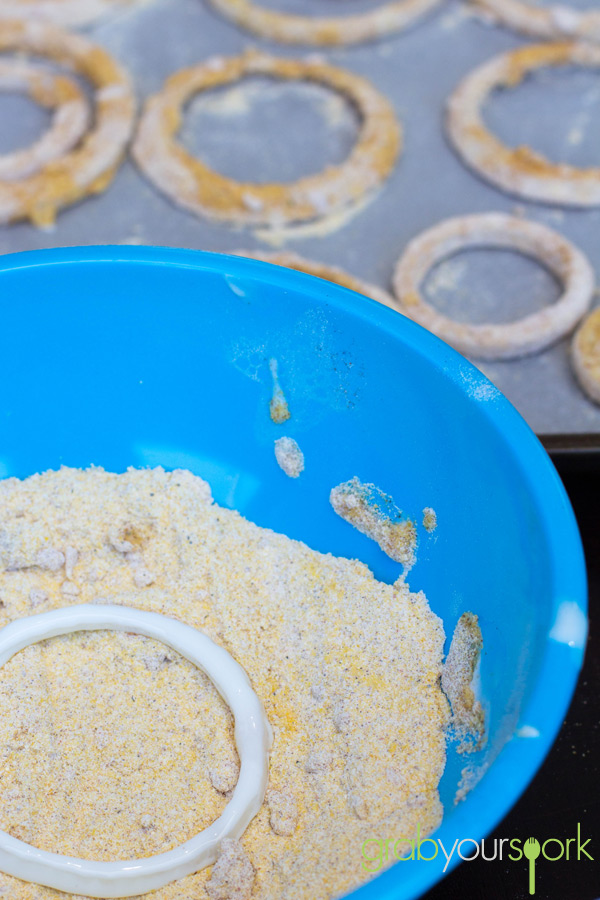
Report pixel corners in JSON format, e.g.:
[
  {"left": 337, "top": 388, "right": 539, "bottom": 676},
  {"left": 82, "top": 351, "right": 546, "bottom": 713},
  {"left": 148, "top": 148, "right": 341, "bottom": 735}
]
[
  {"left": 0, "top": 466, "right": 448, "bottom": 900},
  {"left": 274, "top": 437, "right": 304, "bottom": 478},
  {"left": 266, "top": 789, "right": 298, "bottom": 836},
  {"left": 210, "top": 760, "right": 239, "bottom": 795},
  {"left": 269, "top": 358, "right": 291, "bottom": 424},
  {"left": 207, "top": 839, "right": 254, "bottom": 900},
  {"left": 270, "top": 390, "right": 291, "bottom": 425},
  {"left": 422, "top": 507, "right": 437, "bottom": 533},
  {"left": 330, "top": 476, "right": 417, "bottom": 569},
  {"left": 441, "top": 612, "right": 485, "bottom": 753}
]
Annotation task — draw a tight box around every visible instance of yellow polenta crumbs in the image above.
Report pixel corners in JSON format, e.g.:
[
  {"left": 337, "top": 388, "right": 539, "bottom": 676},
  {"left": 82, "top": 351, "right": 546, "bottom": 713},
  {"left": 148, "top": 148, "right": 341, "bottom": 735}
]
[{"left": 0, "top": 467, "right": 449, "bottom": 900}]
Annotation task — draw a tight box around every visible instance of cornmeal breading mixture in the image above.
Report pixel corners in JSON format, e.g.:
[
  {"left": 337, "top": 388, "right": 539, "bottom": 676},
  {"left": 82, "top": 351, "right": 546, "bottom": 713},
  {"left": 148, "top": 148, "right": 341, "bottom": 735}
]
[{"left": 0, "top": 467, "right": 449, "bottom": 900}]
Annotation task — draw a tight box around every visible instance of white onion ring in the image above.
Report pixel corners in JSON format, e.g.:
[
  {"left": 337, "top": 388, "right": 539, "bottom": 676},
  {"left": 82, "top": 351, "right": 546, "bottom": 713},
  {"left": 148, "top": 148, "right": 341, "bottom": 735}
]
[
  {"left": 204, "top": 0, "right": 443, "bottom": 46},
  {"left": 132, "top": 50, "right": 401, "bottom": 230},
  {"left": 0, "top": 20, "right": 135, "bottom": 228},
  {"left": 572, "top": 307, "right": 600, "bottom": 405},
  {"left": 473, "top": 0, "right": 600, "bottom": 43},
  {"left": 0, "top": 59, "right": 89, "bottom": 181},
  {"left": 0, "top": 604, "right": 271, "bottom": 898},
  {"left": 446, "top": 42, "right": 600, "bottom": 208},
  {"left": 392, "top": 212, "right": 595, "bottom": 360}
]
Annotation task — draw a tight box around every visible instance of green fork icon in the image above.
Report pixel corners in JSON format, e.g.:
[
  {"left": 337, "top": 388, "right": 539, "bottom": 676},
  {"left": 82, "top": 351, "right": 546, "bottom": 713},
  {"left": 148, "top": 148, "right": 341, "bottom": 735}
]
[{"left": 523, "top": 837, "right": 541, "bottom": 894}]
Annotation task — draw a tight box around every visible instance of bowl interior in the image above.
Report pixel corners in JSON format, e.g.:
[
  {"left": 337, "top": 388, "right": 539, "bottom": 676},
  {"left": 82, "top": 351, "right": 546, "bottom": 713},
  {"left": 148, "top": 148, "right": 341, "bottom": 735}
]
[{"left": 0, "top": 246, "right": 586, "bottom": 900}]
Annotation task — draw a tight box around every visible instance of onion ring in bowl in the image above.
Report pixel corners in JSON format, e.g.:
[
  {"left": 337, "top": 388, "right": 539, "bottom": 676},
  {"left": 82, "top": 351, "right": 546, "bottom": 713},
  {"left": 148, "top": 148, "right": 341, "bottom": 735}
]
[
  {"left": 446, "top": 42, "right": 600, "bottom": 208},
  {"left": 572, "top": 308, "right": 600, "bottom": 406},
  {"left": 204, "top": 0, "right": 443, "bottom": 46},
  {"left": 0, "top": 20, "right": 135, "bottom": 228},
  {"left": 392, "top": 212, "right": 595, "bottom": 360},
  {"left": 0, "top": 59, "right": 89, "bottom": 182},
  {"left": 0, "top": 604, "right": 272, "bottom": 897},
  {"left": 235, "top": 250, "right": 397, "bottom": 310},
  {"left": 473, "top": 0, "right": 600, "bottom": 43},
  {"left": 0, "top": 0, "right": 144, "bottom": 29},
  {"left": 132, "top": 51, "right": 401, "bottom": 231}
]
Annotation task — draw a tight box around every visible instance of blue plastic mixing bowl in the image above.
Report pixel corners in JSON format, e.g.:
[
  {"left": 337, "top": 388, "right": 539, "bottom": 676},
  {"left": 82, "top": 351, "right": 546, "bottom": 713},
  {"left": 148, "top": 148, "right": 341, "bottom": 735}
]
[{"left": 0, "top": 246, "right": 587, "bottom": 899}]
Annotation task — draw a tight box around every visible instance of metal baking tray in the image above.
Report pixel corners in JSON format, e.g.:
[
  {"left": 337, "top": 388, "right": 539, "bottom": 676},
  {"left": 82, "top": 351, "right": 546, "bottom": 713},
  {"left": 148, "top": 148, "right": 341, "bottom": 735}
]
[{"left": 1, "top": 0, "right": 599, "bottom": 440}]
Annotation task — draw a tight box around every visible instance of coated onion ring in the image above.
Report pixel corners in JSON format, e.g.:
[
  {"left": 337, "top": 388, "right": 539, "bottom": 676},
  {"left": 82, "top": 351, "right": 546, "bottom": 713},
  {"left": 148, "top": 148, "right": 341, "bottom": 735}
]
[
  {"left": 0, "top": 0, "right": 144, "bottom": 29},
  {"left": 0, "top": 604, "right": 271, "bottom": 898},
  {"left": 235, "top": 250, "right": 397, "bottom": 310},
  {"left": 132, "top": 50, "right": 401, "bottom": 230},
  {"left": 0, "top": 58, "right": 89, "bottom": 181},
  {"left": 392, "top": 212, "right": 595, "bottom": 360},
  {"left": 473, "top": 0, "right": 600, "bottom": 44},
  {"left": 572, "top": 307, "right": 600, "bottom": 405},
  {"left": 204, "top": 0, "right": 443, "bottom": 47},
  {"left": 446, "top": 42, "right": 600, "bottom": 208},
  {"left": 0, "top": 20, "right": 135, "bottom": 228}
]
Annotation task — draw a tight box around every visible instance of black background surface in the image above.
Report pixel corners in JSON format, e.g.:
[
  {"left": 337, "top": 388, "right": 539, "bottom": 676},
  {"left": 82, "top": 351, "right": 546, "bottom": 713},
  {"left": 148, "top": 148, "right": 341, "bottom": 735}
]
[{"left": 424, "top": 459, "right": 599, "bottom": 900}]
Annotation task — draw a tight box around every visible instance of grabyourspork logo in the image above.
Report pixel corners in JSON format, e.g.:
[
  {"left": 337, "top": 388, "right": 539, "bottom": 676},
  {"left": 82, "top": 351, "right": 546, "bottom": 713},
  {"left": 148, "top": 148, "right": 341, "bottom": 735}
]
[
  {"left": 523, "top": 837, "right": 541, "bottom": 894},
  {"left": 361, "top": 823, "right": 593, "bottom": 895}
]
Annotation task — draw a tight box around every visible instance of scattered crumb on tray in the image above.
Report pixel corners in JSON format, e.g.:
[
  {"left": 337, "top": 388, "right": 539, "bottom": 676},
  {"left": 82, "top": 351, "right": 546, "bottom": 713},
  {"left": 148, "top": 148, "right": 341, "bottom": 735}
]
[
  {"left": 0, "top": 466, "right": 449, "bottom": 900},
  {"left": 274, "top": 437, "right": 304, "bottom": 478},
  {"left": 329, "top": 476, "right": 417, "bottom": 570},
  {"left": 269, "top": 358, "right": 291, "bottom": 424},
  {"left": 441, "top": 612, "right": 485, "bottom": 754},
  {"left": 422, "top": 507, "right": 437, "bottom": 533}
]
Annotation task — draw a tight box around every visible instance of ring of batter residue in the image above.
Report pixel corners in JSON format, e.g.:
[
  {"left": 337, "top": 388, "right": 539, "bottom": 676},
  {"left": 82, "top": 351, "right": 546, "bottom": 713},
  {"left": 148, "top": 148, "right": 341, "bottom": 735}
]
[
  {"left": 236, "top": 250, "right": 397, "bottom": 310},
  {"left": 572, "top": 308, "right": 600, "bottom": 405},
  {"left": 0, "top": 59, "right": 89, "bottom": 181},
  {"left": 132, "top": 51, "right": 401, "bottom": 230},
  {"left": 446, "top": 42, "right": 600, "bottom": 207},
  {"left": 473, "top": 0, "right": 600, "bottom": 43},
  {"left": 0, "top": 604, "right": 272, "bottom": 898},
  {"left": 392, "top": 212, "right": 595, "bottom": 360},
  {"left": 0, "top": 20, "right": 135, "bottom": 228},
  {"left": 0, "top": 0, "right": 141, "bottom": 29},
  {"left": 204, "top": 0, "right": 443, "bottom": 46}
]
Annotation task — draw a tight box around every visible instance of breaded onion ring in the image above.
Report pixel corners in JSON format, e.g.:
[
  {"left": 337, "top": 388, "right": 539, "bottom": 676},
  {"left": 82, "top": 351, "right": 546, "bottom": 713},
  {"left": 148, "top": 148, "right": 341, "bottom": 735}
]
[
  {"left": 473, "top": 0, "right": 600, "bottom": 44},
  {"left": 572, "top": 307, "right": 600, "bottom": 405},
  {"left": 392, "top": 212, "right": 595, "bottom": 360},
  {"left": 0, "top": 59, "right": 89, "bottom": 181},
  {"left": 0, "top": 0, "right": 143, "bottom": 29},
  {"left": 204, "top": 0, "right": 443, "bottom": 47},
  {"left": 0, "top": 20, "right": 135, "bottom": 228},
  {"left": 235, "top": 250, "right": 397, "bottom": 310},
  {"left": 447, "top": 42, "right": 600, "bottom": 208},
  {"left": 132, "top": 51, "right": 401, "bottom": 231}
]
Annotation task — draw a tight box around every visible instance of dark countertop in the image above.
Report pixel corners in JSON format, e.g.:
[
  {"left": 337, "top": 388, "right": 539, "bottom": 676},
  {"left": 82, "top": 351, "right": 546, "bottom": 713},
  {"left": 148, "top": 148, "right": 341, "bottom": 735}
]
[{"left": 424, "top": 459, "right": 600, "bottom": 900}]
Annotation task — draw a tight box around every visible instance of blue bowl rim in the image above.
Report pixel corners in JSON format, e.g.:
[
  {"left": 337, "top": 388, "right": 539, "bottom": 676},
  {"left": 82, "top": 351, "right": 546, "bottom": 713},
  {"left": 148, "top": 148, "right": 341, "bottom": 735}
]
[{"left": 0, "top": 245, "right": 588, "bottom": 899}]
